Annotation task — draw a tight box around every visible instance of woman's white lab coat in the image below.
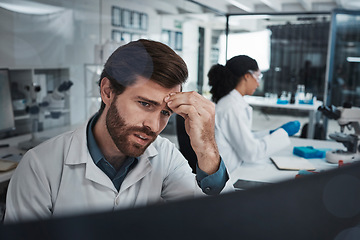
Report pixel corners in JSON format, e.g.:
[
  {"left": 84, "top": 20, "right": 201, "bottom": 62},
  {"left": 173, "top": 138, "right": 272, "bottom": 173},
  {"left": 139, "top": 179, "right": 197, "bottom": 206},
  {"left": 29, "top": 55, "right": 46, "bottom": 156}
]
[
  {"left": 5, "top": 123, "right": 233, "bottom": 223},
  {"left": 215, "top": 90, "right": 290, "bottom": 175}
]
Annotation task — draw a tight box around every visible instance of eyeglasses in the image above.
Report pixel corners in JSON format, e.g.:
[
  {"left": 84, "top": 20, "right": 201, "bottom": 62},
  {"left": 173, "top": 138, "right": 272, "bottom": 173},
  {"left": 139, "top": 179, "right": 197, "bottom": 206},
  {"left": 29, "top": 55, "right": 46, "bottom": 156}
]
[{"left": 248, "top": 70, "right": 263, "bottom": 83}]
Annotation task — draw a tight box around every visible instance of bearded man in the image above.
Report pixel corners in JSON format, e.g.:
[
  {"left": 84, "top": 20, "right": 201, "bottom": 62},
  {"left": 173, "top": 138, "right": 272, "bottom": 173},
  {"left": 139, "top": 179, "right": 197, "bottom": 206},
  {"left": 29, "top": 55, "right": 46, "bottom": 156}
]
[{"left": 5, "top": 39, "right": 232, "bottom": 223}]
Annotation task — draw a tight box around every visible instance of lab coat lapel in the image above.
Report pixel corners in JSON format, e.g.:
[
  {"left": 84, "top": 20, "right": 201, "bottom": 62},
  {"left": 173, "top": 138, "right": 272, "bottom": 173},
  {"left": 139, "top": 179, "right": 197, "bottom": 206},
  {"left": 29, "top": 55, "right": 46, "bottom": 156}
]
[
  {"left": 119, "top": 143, "right": 157, "bottom": 194},
  {"left": 65, "top": 124, "right": 116, "bottom": 191},
  {"left": 84, "top": 157, "right": 116, "bottom": 191}
]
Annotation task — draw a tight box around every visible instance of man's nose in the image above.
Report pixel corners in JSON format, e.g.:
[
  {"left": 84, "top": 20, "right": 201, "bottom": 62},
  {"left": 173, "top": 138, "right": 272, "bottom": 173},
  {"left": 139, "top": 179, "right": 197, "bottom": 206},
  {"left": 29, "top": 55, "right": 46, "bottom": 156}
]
[{"left": 143, "top": 114, "right": 161, "bottom": 133}]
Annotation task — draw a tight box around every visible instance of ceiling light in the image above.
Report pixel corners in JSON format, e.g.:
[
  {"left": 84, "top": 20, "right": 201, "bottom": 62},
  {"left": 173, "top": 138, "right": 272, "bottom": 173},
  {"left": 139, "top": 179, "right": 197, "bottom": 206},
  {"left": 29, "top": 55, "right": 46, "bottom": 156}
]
[
  {"left": 341, "top": 0, "right": 360, "bottom": 9},
  {"left": 347, "top": 57, "right": 360, "bottom": 62},
  {"left": 0, "top": 0, "right": 64, "bottom": 15}
]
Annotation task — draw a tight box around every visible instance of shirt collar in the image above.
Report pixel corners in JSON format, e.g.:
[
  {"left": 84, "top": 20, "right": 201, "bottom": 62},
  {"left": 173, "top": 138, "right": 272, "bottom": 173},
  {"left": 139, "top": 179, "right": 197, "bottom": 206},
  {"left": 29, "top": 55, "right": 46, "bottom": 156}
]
[{"left": 87, "top": 112, "right": 105, "bottom": 164}]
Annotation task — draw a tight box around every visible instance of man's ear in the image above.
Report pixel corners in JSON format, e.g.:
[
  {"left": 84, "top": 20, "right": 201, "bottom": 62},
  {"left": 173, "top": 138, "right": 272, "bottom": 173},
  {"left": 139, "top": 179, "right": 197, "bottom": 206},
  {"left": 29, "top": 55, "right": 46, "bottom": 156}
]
[{"left": 100, "top": 77, "right": 113, "bottom": 106}]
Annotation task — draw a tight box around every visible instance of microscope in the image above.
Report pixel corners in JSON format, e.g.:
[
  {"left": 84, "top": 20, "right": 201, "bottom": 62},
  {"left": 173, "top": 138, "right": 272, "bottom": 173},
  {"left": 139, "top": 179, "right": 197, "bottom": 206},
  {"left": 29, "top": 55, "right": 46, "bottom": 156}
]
[
  {"left": 318, "top": 104, "right": 360, "bottom": 164},
  {"left": 18, "top": 81, "right": 73, "bottom": 150}
]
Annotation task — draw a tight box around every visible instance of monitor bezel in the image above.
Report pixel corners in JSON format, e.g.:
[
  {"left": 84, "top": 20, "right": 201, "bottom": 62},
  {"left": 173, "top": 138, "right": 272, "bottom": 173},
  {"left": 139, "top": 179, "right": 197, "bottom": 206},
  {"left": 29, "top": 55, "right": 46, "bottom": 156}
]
[{"left": 0, "top": 68, "right": 16, "bottom": 134}]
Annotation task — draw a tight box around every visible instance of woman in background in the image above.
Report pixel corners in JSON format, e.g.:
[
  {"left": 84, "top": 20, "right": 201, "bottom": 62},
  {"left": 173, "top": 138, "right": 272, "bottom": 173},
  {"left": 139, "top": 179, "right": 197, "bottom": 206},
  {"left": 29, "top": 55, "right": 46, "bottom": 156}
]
[{"left": 208, "top": 55, "right": 300, "bottom": 175}]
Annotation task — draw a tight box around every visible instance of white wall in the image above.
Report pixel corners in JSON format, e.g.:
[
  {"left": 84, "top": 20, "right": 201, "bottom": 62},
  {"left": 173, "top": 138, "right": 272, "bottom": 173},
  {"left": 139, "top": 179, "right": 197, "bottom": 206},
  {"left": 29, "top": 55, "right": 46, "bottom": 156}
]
[{"left": 182, "top": 20, "right": 199, "bottom": 92}]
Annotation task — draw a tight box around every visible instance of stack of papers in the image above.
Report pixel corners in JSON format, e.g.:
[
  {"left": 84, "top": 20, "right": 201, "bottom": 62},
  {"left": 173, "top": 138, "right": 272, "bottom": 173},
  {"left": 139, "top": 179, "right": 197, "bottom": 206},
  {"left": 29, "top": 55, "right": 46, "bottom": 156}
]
[
  {"left": 0, "top": 159, "right": 18, "bottom": 172},
  {"left": 0, "top": 153, "right": 22, "bottom": 172},
  {"left": 270, "top": 156, "right": 316, "bottom": 171}
]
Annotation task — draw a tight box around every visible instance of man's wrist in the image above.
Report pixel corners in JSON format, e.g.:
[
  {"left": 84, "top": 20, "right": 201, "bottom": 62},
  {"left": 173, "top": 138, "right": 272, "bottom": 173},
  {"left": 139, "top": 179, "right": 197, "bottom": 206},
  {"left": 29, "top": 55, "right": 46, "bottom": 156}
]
[
  {"left": 196, "top": 158, "right": 229, "bottom": 195},
  {"left": 196, "top": 151, "right": 220, "bottom": 175}
]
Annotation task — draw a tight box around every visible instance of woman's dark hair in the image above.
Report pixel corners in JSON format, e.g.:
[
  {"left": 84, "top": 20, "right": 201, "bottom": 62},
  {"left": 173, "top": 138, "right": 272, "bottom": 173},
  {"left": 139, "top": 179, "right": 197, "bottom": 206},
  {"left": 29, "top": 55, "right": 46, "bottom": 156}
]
[
  {"left": 208, "top": 55, "right": 258, "bottom": 103},
  {"left": 98, "top": 39, "right": 188, "bottom": 114}
]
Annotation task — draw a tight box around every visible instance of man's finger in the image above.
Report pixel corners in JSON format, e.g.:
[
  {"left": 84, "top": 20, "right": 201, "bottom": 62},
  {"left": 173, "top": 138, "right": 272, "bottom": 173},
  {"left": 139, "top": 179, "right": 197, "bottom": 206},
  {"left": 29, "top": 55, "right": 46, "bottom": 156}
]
[{"left": 165, "top": 91, "right": 214, "bottom": 116}]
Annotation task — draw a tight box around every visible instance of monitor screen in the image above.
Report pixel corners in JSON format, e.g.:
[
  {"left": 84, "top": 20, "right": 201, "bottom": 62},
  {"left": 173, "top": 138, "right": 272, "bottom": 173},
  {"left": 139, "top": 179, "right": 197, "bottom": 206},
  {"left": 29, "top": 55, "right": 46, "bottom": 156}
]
[
  {"left": 2, "top": 162, "right": 360, "bottom": 239},
  {"left": 0, "top": 69, "right": 15, "bottom": 134}
]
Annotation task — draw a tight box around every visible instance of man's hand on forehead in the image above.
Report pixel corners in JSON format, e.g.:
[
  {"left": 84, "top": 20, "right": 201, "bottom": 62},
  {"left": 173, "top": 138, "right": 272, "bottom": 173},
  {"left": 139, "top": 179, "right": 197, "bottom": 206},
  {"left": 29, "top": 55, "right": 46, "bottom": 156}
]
[
  {"left": 164, "top": 91, "right": 214, "bottom": 119},
  {"left": 164, "top": 91, "right": 219, "bottom": 175}
]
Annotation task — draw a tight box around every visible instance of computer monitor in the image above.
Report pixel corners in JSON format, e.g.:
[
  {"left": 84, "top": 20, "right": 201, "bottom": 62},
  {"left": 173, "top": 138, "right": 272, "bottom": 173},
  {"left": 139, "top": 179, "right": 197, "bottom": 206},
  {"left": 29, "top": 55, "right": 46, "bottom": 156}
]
[
  {"left": 2, "top": 162, "right": 360, "bottom": 239},
  {"left": 0, "top": 69, "right": 15, "bottom": 135}
]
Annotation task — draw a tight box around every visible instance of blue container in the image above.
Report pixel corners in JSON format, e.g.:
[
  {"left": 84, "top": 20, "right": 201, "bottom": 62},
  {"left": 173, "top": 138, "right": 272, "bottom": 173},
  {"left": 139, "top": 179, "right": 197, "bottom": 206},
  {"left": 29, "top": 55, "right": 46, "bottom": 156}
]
[{"left": 293, "top": 146, "right": 327, "bottom": 158}]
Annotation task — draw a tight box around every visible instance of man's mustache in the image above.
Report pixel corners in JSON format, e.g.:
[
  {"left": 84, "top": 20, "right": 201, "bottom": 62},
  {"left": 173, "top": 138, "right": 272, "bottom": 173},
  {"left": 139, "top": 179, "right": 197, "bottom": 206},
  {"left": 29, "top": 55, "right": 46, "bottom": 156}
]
[{"left": 127, "top": 126, "right": 157, "bottom": 137}]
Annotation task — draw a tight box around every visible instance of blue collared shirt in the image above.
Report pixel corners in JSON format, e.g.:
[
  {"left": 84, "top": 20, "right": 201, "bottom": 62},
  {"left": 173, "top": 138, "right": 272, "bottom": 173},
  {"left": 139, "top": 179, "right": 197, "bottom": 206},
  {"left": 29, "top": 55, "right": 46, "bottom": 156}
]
[
  {"left": 86, "top": 113, "right": 228, "bottom": 195},
  {"left": 87, "top": 114, "right": 138, "bottom": 191}
]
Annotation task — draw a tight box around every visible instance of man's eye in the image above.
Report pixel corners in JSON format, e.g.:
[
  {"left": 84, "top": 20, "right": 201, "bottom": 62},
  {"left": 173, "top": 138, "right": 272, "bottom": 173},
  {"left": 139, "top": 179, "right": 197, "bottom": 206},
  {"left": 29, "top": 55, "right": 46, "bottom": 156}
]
[
  {"left": 139, "top": 101, "right": 150, "bottom": 107},
  {"left": 161, "top": 110, "right": 171, "bottom": 117}
]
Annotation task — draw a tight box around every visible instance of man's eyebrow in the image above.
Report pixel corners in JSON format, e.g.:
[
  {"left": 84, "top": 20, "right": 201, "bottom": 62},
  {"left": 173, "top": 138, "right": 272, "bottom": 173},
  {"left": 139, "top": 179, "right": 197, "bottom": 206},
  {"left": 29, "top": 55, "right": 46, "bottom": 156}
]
[
  {"left": 137, "top": 96, "right": 173, "bottom": 113},
  {"left": 137, "top": 96, "right": 160, "bottom": 106}
]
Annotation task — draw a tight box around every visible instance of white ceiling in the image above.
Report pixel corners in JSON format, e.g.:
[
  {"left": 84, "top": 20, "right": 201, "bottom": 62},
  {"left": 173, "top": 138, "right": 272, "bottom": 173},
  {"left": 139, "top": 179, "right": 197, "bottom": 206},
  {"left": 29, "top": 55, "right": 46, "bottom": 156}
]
[
  {"left": 154, "top": 0, "right": 360, "bottom": 15},
  {"left": 2, "top": 0, "right": 359, "bottom": 16}
]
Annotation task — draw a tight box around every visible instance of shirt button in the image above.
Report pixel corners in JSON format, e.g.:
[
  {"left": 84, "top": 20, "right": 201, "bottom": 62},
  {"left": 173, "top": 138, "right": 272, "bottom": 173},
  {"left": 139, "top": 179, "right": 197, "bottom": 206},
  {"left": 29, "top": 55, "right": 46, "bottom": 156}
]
[{"left": 205, "top": 187, "right": 211, "bottom": 193}]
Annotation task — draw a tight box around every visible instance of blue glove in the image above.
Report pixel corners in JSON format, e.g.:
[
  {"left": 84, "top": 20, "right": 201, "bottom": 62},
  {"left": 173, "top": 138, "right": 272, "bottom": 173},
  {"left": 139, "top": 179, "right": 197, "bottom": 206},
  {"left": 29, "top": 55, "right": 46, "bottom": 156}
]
[{"left": 270, "top": 120, "right": 301, "bottom": 136}]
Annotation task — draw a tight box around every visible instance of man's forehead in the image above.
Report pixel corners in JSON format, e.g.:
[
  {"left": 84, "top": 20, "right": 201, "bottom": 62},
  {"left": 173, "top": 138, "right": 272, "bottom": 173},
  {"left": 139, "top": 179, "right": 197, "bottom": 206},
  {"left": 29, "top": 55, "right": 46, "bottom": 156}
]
[{"left": 130, "top": 76, "right": 181, "bottom": 91}]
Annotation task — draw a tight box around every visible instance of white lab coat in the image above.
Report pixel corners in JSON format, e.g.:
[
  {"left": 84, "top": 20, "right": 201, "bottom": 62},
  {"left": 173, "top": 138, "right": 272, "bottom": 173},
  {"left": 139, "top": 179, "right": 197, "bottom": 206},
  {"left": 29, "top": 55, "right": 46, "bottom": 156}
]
[
  {"left": 215, "top": 90, "right": 290, "bottom": 175},
  {"left": 5, "top": 122, "right": 233, "bottom": 223}
]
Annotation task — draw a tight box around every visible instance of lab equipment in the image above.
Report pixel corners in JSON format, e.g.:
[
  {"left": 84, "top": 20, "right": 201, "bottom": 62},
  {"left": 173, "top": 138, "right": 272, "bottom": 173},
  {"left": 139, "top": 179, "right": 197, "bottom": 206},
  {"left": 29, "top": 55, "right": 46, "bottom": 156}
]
[
  {"left": 264, "top": 92, "right": 278, "bottom": 103},
  {"left": 295, "top": 84, "right": 305, "bottom": 104},
  {"left": 0, "top": 69, "right": 15, "bottom": 135},
  {"left": 42, "top": 80, "right": 73, "bottom": 118},
  {"left": 18, "top": 81, "right": 73, "bottom": 150},
  {"left": 11, "top": 82, "right": 27, "bottom": 114},
  {"left": 276, "top": 91, "right": 291, "bottom": 104},
  {"left": 295, "top": 84, "right": 314, "bottom": 104},
  {"left": 318, "top": 104, "right": 360, "bottom": 163}
]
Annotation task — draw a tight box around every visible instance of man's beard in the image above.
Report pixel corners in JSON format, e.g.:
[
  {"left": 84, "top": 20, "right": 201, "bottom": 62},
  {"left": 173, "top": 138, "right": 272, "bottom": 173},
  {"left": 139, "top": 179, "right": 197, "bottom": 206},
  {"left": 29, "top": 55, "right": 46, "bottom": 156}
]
[{"left": 105, "top": 100, "right": 157, "bottom": 157}]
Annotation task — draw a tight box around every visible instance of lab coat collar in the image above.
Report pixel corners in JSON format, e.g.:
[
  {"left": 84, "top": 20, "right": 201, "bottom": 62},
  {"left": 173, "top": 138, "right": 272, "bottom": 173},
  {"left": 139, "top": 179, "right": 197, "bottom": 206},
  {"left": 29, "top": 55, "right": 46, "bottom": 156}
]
[
  {"left": 64, "top": 122, "right": 159, "bottom": 166},
  {"left": 229, "top": 89, "right": 248, "bottom": 106},
  {"left": 65, "top": 124, "right": 92, "bottom": 165},
  {"left": 63, "top": 124, "right": 115, "bottom": 190},
  {"left": 64, "top": 122, "right": 159, "bottom": 192},
  {"left": 119, "top": 138, "right": 159, "bottom": 193}
]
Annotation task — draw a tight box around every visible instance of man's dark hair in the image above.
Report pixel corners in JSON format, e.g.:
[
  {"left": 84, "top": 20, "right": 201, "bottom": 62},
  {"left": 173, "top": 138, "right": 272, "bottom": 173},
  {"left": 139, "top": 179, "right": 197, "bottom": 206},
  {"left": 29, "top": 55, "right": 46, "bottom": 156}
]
[{"left": 98, "top": 39, "right": 188, "bottom": 114}]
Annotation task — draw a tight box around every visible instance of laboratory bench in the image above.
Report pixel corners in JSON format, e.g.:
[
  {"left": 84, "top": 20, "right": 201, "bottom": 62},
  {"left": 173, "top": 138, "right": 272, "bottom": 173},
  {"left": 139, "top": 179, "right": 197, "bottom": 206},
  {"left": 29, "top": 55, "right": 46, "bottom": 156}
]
[
  {"left": 229, "top": 137, "right": 345, "bottom": 187},
  {"left": 0, "top": 124, "right": 82, "bottom": 183},
  {"left": 244, "top": 95, "right": 323, "bottom": 139}
]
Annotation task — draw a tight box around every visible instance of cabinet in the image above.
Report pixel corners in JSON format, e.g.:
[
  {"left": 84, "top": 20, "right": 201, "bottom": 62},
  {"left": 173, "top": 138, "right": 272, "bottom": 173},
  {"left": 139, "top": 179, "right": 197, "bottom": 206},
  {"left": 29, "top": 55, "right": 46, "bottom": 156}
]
[
  {"left": 8, "top": 68, "right": 70, "bottom": 136},
  {"left": 84, "top": 64, "right": 102, "bottom": 119}
]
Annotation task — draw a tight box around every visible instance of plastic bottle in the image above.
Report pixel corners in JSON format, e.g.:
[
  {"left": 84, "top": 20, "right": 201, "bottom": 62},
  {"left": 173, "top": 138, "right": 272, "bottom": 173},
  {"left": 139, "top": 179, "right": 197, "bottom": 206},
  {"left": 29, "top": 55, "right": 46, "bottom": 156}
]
[{"left": 295, "top": 84, "right": 305, "bottom": 104}]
